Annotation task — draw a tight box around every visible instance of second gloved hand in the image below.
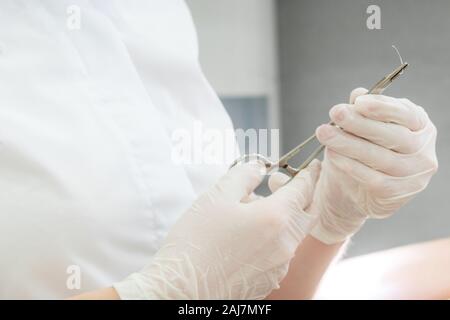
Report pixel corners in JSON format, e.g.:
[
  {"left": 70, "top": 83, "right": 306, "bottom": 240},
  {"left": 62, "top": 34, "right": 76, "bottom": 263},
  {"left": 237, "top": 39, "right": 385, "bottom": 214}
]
[
  {"left": 114, "top": 160, "right": 321, "bottom": 299},
  {"left": 309, "top": 88, "right": 438, "bottom": 244}
]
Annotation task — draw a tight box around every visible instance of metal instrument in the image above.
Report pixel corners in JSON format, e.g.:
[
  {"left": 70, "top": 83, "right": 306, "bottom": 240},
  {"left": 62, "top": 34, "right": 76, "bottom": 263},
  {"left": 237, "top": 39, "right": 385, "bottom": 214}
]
[{"left": 229, "top": 62, "right": 409, "bottom": 179}]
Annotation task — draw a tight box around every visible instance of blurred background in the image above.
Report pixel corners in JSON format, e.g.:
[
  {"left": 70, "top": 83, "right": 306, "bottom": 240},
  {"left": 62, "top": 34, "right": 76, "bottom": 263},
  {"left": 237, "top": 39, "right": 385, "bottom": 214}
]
[{"left": 186, "top": 0, "right": 450, "bottom": 256}]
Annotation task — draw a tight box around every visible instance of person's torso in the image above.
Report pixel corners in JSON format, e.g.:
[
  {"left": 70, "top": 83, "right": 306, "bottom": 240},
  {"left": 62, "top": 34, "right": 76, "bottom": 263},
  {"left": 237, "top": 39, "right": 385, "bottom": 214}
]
[{"left": 0, "top": 0, "right": 234, "bottom": 298}]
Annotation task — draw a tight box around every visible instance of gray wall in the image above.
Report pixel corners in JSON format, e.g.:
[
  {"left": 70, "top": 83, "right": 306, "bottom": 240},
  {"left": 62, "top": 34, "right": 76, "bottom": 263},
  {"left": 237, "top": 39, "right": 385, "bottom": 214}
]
[{"left": 277, "top": 0, "right": 450, "bottom": 256}]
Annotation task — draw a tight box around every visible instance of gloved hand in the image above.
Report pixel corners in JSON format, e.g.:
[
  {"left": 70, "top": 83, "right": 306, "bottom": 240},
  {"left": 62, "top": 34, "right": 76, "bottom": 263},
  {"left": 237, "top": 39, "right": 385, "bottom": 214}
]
[
  {"left": 113, "top": 160, "right": 321, "bottom": 299},
  {"left": 308, "top": 88, "right": 438, "bottom": 244}
]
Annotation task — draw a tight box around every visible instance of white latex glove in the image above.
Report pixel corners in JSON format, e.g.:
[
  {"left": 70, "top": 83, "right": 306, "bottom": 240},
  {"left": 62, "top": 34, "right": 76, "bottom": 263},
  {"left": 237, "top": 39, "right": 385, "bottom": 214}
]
[
  {"left": 113, "top": 160, "right": 321, "bottom": 299},
  {"left": 308, "top": 88, "right": 438, "bottom": 244}
]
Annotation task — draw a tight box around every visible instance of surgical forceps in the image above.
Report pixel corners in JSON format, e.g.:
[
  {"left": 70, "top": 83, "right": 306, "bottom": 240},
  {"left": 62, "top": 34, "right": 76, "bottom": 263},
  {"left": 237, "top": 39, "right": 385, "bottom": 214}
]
[{"left": 230, "top": 62, "right": 409, "bottom": 178}]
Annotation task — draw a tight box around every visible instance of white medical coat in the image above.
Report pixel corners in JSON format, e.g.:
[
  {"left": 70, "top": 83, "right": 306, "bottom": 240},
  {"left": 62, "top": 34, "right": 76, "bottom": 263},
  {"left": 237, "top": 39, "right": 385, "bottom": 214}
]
[{"left": 0, "top": 0, "right": 234, "bottom": 298}]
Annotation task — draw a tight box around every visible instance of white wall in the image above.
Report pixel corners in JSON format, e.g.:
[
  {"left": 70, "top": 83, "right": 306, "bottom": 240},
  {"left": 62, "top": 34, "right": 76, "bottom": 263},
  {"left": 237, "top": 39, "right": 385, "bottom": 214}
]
[{"left": 185, "top": 0, "right": 280, "bottom": 128}]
